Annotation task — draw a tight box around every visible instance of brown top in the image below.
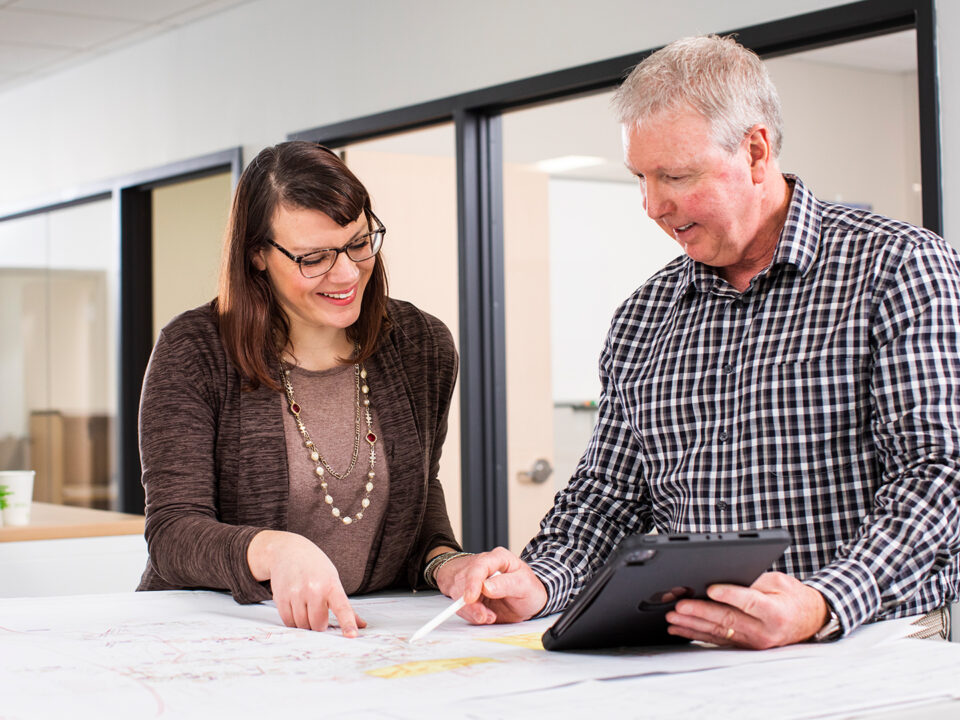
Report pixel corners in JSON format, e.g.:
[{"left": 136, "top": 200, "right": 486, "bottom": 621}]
[
  {"left": 137, "top": 298, "right": 460, "bottom": 603},
  {"left": 282, "top": 362, "right": 389, "bottom": 594}
]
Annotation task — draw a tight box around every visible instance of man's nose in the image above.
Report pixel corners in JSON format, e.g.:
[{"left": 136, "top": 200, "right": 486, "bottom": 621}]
[{"left": 643, "top": 181, "right": 672, "bottom": 220}]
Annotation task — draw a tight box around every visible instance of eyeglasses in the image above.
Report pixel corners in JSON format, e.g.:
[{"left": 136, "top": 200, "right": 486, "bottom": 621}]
[{"left": 266, "top": 210, "right": 386, "bottom": 278}]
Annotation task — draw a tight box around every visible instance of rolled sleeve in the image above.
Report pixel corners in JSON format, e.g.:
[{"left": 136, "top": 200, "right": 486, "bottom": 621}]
[
  {"left": 804, "top": 559, "right": 881, "bottom": 636},
  {"left": 526, "top": 555, "right": 578, "bottom": 617}
]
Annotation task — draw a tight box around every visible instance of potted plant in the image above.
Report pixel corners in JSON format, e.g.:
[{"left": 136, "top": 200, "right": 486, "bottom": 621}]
[{"left": 0, "top": 484, "right": 10, "bottom": 527}]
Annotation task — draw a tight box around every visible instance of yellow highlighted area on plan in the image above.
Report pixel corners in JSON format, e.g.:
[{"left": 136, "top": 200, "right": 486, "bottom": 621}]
[
  {"left": 481, "top": 632, "right": 545, "bottom": 650},
  {"left": 366, "top": 657, "right": 499, "bottom": 678}
]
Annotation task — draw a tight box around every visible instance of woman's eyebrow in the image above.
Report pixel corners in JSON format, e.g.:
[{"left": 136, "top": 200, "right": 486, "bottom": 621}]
[{"left": 295, "top": 225, "right": 369, "bottom": 254}]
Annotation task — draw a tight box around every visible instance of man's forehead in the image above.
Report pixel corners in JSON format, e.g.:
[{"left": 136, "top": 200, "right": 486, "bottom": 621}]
[{"left": 622, "top": 114, "right": 715, "bottom": 166}]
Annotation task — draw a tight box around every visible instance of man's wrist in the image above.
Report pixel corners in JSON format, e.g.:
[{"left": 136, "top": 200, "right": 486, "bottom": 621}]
[{"left": 812, "top": 604, "right": 842, "bottom": 642}]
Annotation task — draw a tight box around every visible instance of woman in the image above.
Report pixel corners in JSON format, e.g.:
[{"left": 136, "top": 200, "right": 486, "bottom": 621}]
[{"left": 137, "top": 141, "right": 464, "bottom": 636}]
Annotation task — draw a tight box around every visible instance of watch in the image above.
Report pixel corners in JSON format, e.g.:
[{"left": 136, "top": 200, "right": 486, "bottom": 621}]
[{"left": 813, "top": 609, "right": 842, "bottom": 642}]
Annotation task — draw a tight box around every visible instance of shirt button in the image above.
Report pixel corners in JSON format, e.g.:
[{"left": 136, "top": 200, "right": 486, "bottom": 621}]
[
  {"left": 716, "top": 500, "right": 729, "bottom": 510},
  {"left": 718, "top": 430, "right": 729, "bottom": 442},
  {"left": 722, "top": 363, "right": 734, "bottom": 374}
]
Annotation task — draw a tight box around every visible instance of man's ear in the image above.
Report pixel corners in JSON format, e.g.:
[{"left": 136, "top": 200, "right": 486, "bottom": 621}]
[{"left": 745, "top": 124, "right": 773, "bottom": 184}]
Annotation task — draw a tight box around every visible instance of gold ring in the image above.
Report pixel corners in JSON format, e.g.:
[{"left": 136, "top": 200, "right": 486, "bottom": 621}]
[{"left": 725, "top": 627, "right": 735, "bottom": 640}]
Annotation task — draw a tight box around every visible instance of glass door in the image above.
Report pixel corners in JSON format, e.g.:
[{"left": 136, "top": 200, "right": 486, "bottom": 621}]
[
  {"left": 498, "top": 29, "right": 923, "bottom": 553},
  {"left": 0, "top": 199, "right": 118, "bottom": 509},
  {"left": 335, "top": 124, "right": 464, "bottom": 540}
]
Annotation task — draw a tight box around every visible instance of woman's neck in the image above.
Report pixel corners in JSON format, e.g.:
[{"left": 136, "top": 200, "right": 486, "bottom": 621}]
[{"left": 284, "top": 325, "right": 354, "bottom": 371}]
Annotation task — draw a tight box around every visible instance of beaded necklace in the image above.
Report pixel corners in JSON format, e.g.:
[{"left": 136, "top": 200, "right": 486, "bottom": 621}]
[{"left": 279, "top": 347, "right": 377, "bottom": 526}]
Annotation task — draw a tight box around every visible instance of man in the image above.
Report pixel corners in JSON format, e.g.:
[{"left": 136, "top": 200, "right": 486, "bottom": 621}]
[{"left": 431, "top": 35, "right": 960, "bottom": 648}]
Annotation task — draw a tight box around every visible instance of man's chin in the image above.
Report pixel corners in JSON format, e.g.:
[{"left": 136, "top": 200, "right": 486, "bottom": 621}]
[{"left": 682, "top": 244, "right": 714, "bottom": 264}]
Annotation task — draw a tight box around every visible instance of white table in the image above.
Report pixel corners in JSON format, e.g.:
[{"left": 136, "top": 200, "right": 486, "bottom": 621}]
[{"left": 2, "top": 590, "right": 958, "bottom": 719}]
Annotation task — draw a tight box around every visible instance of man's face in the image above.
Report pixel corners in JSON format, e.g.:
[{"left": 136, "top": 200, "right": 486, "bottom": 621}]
[{"left": 623, "top": 110, "right": 764, "bottom": 270}]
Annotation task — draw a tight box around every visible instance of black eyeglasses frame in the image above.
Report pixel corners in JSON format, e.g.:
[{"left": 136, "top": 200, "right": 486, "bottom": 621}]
[{"left": 265, "top": 209, "right": 386, "bottom": 278}]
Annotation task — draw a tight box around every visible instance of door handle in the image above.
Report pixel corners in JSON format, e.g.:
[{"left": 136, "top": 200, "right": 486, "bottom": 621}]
[{"left": 517, "top": 458, "right": 553, "bottom": 484}]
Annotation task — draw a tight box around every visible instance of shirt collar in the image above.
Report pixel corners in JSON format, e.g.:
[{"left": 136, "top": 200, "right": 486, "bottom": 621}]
[
  {"left": 771, "top": 174, "right": 821, "bottom": 277},
  {"left": 672, "top": 174, "right": 821, "bottom": 303}
]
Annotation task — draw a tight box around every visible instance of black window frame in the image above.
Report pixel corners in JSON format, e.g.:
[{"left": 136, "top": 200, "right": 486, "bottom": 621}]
[
  {"left": 0, "top": 147, "right": 243, "bottom": 514},
  {"left": 288, "top": 0, "right": 940, "bottom": 551}
]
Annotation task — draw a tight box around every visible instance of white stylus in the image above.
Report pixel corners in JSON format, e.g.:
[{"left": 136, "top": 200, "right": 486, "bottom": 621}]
[{"left": 408, "top": 572, "right": 500, "bottom": 644}]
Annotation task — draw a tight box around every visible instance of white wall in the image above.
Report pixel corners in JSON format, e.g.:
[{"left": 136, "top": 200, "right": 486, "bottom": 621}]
[
  {"left": 549, "top": 178, "right": 679, "bottom": 403},
  {"left": 768, "top": 57, "right": 922, "bottom": 225},
  {"left": 0, "top": 0, "right": 856, "bottom": 207},
  {"left": 4, "top": 0, "right": 951, "bottom": 231}
]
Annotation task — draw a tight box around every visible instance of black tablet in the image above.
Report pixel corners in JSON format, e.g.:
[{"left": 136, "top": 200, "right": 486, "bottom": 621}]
[{"left": 541, "top": 528, "right": 791, "bottom": 651}]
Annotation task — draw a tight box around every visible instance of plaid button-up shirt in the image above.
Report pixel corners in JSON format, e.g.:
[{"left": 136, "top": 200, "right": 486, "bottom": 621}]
[{"left": 524, "top": 176, "right": 960, "bottom": 635}]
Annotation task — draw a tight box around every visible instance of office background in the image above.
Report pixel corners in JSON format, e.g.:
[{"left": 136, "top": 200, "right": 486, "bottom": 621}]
[{"left": 0, "top": 0, "right": 952, "bottom": 572}]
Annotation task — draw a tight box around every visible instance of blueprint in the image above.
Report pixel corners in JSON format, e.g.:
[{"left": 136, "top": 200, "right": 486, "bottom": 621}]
[{"left": 0, "top": 590, "right": 958, "bottom": 719}]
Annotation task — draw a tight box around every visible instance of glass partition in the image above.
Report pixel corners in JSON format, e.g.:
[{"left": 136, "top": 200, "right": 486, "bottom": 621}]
[
  {"left": 152, "top": 172, "right": 232, "bottom": 337},
  {"left": 500, "top": 90, "right": 676, "bottom": 551},
  {"left": 768, "top": 29, "right": 920, "bottom": 224},
  {"left": 336, "top": 124, "right": 464, "bottom": 541},
  {"left": 0, "top": 199, "right": 118, "bottom": 509},
  {"left": 499, "top": 30, "right": 922, "bottom": 552}
]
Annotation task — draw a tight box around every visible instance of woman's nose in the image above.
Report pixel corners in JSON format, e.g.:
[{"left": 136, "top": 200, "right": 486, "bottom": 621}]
[{"left": 326, "top": 250, "right": 360, "bottom": 282}]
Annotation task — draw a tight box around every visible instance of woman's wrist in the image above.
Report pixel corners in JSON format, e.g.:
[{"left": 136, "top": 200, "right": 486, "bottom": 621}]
[
  {"left": 423, "top": 550, "right": 473, "bottom": 589},
  {"left": 247, "top": 529, "right": 289, "bottom": 581}
]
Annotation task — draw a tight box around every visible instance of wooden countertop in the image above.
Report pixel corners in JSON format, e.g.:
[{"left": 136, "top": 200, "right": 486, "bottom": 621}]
[{"left": 0, "top": 502, "right": 144, "bottom": 542}]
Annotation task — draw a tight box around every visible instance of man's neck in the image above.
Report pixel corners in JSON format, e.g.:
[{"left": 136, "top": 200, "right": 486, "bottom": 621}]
[{"left": 719, "top": 174, "right": 793, "bottom": 293}]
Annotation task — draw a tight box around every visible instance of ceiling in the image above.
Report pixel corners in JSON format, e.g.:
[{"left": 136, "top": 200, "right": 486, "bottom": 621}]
[
  {"left": 0, "top": 0, "right": 253, "bottom": 93},
  {"left": 0, "top": 5, "right": 919, "bottom": 97}
]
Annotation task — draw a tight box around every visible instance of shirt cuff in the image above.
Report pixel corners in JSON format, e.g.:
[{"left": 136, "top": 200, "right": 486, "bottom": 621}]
[
  {"left": 803, "top": 557, "right": 881, "bottom": 637},
  {"left": 525, "top": 555, "right": 577, "bottom": 618}
]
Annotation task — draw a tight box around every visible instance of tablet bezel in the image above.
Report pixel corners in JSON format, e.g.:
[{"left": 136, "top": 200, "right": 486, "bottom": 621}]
[{"left": 541, "top": 528, "right": 791, "bottom": 651}]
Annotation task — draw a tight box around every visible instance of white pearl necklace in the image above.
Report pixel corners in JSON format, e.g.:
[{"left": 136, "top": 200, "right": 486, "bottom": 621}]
[{"left": 279, "top": 351, "right": 376, "bottom": 526}]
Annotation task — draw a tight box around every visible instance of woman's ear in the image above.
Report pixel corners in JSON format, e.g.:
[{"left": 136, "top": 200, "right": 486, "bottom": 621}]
[{"left": 252, "top": 248, "right": 267, "bottom": 272}]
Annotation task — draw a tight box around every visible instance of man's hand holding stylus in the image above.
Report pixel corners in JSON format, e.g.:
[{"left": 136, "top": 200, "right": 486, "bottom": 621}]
[{"left": 435, "top": 547, "right": 548, "bottom": 624}]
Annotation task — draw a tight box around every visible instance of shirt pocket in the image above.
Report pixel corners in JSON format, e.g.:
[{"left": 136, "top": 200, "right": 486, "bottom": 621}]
[{"left": 753, "top": 356, "right": 870, "bottom": 477}]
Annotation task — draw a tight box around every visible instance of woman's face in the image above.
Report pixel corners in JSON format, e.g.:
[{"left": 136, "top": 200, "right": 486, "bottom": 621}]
[{"left": 255, "top": 205, "right": 375, "bottom": 337}]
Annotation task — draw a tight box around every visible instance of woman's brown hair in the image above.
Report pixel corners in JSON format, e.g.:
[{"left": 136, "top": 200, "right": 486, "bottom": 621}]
[{"left": 216, "top": 142, "right": 389, "bottom": 390}]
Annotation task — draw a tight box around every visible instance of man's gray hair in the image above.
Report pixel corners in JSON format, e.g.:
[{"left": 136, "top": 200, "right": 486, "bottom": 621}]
[{"left": 612, "top": 35, "right": 784, "bottom": 157}]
